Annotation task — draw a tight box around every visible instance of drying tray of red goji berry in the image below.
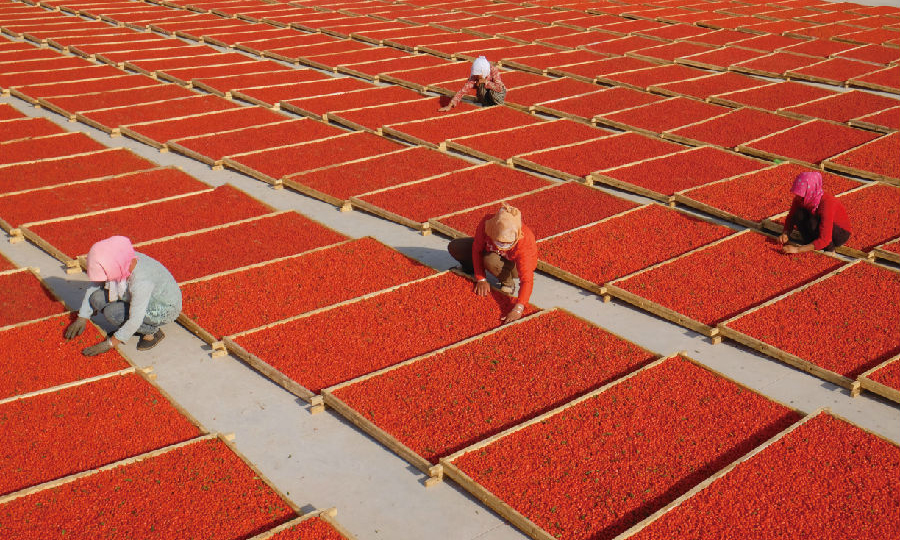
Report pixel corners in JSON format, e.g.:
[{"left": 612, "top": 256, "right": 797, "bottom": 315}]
[
  {"left": 872, "top": 238, "right": 900, "bottom": 265},
  {"left": 123, "top": 52, "right": 256, "bottom": 77},
  {"left": 119, "top": 107, "right": 289, "bottom": 150},
  {"left": 135, "top": 211, "right": 347, "bottom": 283},
  {"left": 778, "top": 90, "right": 900, "bottom": 125},
  {"left": 0, "top": 435, "right": 299, "bottom": 538},
  {"left": 536, "top": 204, "right": 733, "bottom": 296},
  {"left": 76, "top": 94, "right": 242, "bottom": 137},
  {"left": 849, "top": 105, "right": 900, "bottom": 134},
  {"left": 709, "top": 80, "right": 838, "bottom": 112},
  {"left": 0, "top": 267, "right": 68, "bottom": 330},
  {"left": 379, "top": 62, "right": 469, "bottom": 91},
  {"left": 0, "top": 65, "right": 121, "bottom": 91},
  {"left": 0, "top": 149, "right": 156, "bottom": 195},
  {"left": 762, "top": 182, "right": 900, "bottom": 259},
  {"left": 322, "top": 309, "right": 660, "bottom": 479},
  {"left": 0, "top": 132, "right": 107, "bottom": 167},
  {"left": 282, "top": 146, "right": 467, "bottom": 208},
  {"left": 248, "top": 508, "right": 356, "bottom": 540},
  {"left": 673, "top": 163, "right": 861, "bottom": 229},
  {"left": 511, "top": 131, "right": 684, "bottom": 183},
  {"left": 0, "top": 251, "right": 14, "bottom": 272},
  {"left": 225, "top": 271, "right": 537, "bottom": 404},
  {"left": 649, "top": 71, "right": 770, "bottom": 101},
  {"left": 444, "top": 119, "right": 605, "bottom": 165},
  {"left": 607, "top": 230, "right": 845, "bottom": 339},
  {"left": 824, "top": 132, "right": 899, "bottom": 184},
  {"left": 597, "top": 64, "right": 708, "bottom": 92},
  {"left": 0, "top": 167, "right": 209, "bottom": 234},
  {"left": 350, "top": 163, "right": 551, "bottom": 234},
  {"left": 430, "top": 182, "right": 638, "bottom": 241},
  {"left": 231, "top": 78, "right": 374, "bottom": 109},
  {"left": 336, "top": 54, "right": 448, "bottom": 81},
  {"left": 671, "top": 47, "right": 766, "bottom": 72},
  {"left": 737, "top": 120, "right": 880, "bottom": 168},
  {"left": 661, "top": 107, "right": 803, "bottom": 150},
  {"left": 718, "top": 260, "right": 899, "bottom": 392},
  {"left": 531, "top": 86, "right": 665, "bottom": 125},
  {"left": 786, "top": 57, "right": 885, "bottom": 87},
  {"left": 501, "top": 78, "right": 602, "bottom": 113},
  {"left": 222, "top": 131, "right": 402, "bottom": 187},
  {"left": 848, "top": 64, "right": 900, "bottom": 95},
  {"left": 441, "top": 354, "right": 802, "bottom": 540},
  {"left": 20, "top": 184, "right": 273, "bottom": 270},
  {"left": 0, "top": 117, "right": 65, "bottom": 143},
  {"left": 623, "top": 411, "right": 900, "bottom": 540},
  {"left": 594, "top": 96, "right": 732, "bottom": 137},
  {"left": 590, "top": 146, "right": 769, "bottom": 204},
  {"left": 382, "top": 106, "right": 543, "bottom": 150},
  {"left": 178, "top": 237, "right": 434, "bottom": 346},
  {"left": 0, "top": 103, "right": 25, "bottom": 120},
  {"left": 0, "top": 314, "right": 133, "bottom": 400},
  {"left": 191, "top": 69, "right": 329, "bottom": 98},
  {"left": 326, "top": 97, "right": 473, "bottom": 134},
  {"left": 0, "top": 370, "right": 204, "bottom": 497},
  {"left": 729, "top": 51, "right": 821, "bottom": 79},
  {"left": 169, "top": 119, "right": 344, "bottom": 168},
  {"left": 279, "top": 85, "right": 423, "bottom": 120},
  {"left": 858, "top": 353, "right": 900, "bottom": 405},
  {"left": 37, "top": 84, "right": 194, "bottom": 122}
]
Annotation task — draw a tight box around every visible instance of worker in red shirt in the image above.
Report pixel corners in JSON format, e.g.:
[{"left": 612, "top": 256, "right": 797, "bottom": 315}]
[
  {"left": 447, "top": 203, "right": 537, "bottom": 324},
  {"left": 779, "top": 171, "right": 852, "bottom": 253},
  {"left": 439, "top": 56, "right": 506, "bottom": 111}
]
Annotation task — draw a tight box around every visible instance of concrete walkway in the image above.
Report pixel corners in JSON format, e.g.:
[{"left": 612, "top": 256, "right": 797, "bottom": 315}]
[{"left": 2, "top": 70, "right": 898, "bottom": 539}]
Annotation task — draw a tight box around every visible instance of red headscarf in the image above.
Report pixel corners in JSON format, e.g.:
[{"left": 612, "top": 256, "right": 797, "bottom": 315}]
[{"left": 791, "top": 171, "right": 824, "bottom": 212}]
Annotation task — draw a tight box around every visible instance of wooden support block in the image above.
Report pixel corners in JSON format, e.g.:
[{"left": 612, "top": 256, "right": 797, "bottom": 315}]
[
  {"left": 710, "top": 334, "right": 722, "bottom": 345},
  {"left": 65, "top": 264, "right": 82, "bottom": 275},
  {"left": 223, "top": 432, "right": 236, "bottom": 441},
  {"left": 140, "top": 366, "right": 154, "bottom": 374},
  {"left": 340, "top": 201, "right": 352, "bottom": 212},
  {"left": 8, "top": 229, "right": 23, "bottom": 244},
  {"left": 324, "top": 507, "right": 338, "bottom": 518},
  {"left": 211, "top": 349, "right": 228, "bottom": 358},
  {"left": 309, "top": 395, "right": 325, "bottom": 415},
  {"left": 429, "top": 464, "right": 443, "bottom": 480},
  {"left": 850, "top": 381, "right": 861, "bottom": 397},
  {"left": 601, "top": 294, "right": 611, "bottom": 303},
  {"left": 211, "top": 164, "right": 223, "bottom": 171},
  {"left": 424, "top": 475, "right": 443, "bottom": 488},
  {"left": 147, "top": 373, "right": 158, "bottom": 381},
  {"left": 272, "top": 179, "right": 284, "bottom": 190}
]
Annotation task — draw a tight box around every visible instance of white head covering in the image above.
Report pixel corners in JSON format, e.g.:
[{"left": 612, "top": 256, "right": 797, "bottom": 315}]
[{"left": 471, "top": 56, "right": 490, "bottom": 78}]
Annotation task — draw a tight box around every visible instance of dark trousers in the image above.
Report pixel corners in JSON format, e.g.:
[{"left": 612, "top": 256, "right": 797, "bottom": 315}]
[
  {"left": 448, "top": 237, "right": 517, "bottom": 287},
  {"left": 89, "top": 289, "right": 159, "bottom": 336},
  {"left": 793, "top": 208, "right": 851, "bottom": 252},
  {"left": 476, "top": 83, "right": 506, "bottom": 106}
]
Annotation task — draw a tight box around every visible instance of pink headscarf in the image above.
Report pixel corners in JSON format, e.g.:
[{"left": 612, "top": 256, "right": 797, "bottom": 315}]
[
  {"left": 86, "top": 236, "right": 136, "bottom": 301},
  {"left": 791, "top": 171, "right": 824, "bottom": 212}
]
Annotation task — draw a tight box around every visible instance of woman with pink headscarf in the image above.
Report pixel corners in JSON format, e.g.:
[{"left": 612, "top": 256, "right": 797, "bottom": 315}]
[
  {"left": 447, "top": 202, "right": 537, "bottom": 324},
  {"left": 779, "top": 171, "right": 851, "bottom": 254},
  {"left": 64, "top": 236, "right": 182, "bottom": 356},
  {"left": 439, "top": 56, "right": 507, "bottom": 112}
]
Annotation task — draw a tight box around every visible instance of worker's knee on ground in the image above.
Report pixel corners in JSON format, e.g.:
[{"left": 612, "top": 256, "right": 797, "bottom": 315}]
[
  {"left": 447, "top": 238, "right": 473, "bottom": 263},
  {"left": 88, "top": 289, "right": 108, "bottom": 312},
  {"left": 482, "top": 252, "right": 504, "bottom": 275}
]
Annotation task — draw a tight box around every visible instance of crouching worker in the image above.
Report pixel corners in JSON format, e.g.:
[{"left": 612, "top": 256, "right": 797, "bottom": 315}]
[
  {"left": 64, "top": 235, "right": 182, "bottom": 355},
  {"left": 448, "top": 203, "right": 536, "bottom": 324},
  {"left": 779, "top": 171, "right": 852, "bottom": 254},
  {"left": 439, "top": 55, "right": 506, "bottom": 112}
]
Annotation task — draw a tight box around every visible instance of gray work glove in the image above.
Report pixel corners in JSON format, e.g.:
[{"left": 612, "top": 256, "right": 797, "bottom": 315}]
[
  {"left": 64, "top": 317, "right": 88, "bottom": 340},
  {"left": 82, "top": 339, "right": 113, "bottom": 357}
]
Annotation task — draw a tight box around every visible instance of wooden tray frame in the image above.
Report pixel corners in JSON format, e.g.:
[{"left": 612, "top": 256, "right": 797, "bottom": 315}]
[
  {"left": 247, "top": 507, "right": 358, "bottom": 540},
  {"left": 857, "top": 353, "right": 900, "bottom": 404},
  {"left": 324, "top": 98, "right": 427, "bottom": 134},
  {"left": 222, "top": 272, "right": 448, "bottom": 407},
  {"left": 533, "top": 204, "right": 651, "bottom": 297},
  {"left": 321, "top": 310, "right": 551, "bottom": 482},
  {"left": 823, "top": 139, "right": 900, "bottom": 185},
  {"left": 847, "top": 76, "right": 900, "bottom": 96},
  {"left": 222, "top": 133, "right": 353, "bottom": 187},
  {"left": 611, "top": 409, "right": 824, "bottom": 540},
  {"left": 717, "top": 259, "right": 897, "bottom": 394},
  {"left": 18, "top": 188, "right": 217, "bottom": 271},
  {"left": 509, "top": 136, "right": 605, "bottom": 183},
  {"left": 872, "top": 242, "right": 900, "bottom": 265},
  {"left": 441, "top": 354, "right": 795, "bottom": 540}
]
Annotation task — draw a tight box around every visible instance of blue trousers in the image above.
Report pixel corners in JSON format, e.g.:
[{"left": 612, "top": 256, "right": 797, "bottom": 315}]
[{"left": 89, "top": 289, "right": 159, "bottom": 336}]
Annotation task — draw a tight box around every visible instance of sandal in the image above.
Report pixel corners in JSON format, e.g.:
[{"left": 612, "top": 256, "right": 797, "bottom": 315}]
[{"left": 137, "top": 329, "right": 165, "bottom": 351}]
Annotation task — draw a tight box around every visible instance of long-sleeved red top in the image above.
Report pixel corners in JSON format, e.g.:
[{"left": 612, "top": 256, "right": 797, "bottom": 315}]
[
  {"left": 472, "top": 215, "right": 538, "bottom": 306},
  {"left": 449, "top": 64, "right": 505, "bottom": 108},
  {"left": 783, "top": 193, "right": 852, "bottom": 250}
]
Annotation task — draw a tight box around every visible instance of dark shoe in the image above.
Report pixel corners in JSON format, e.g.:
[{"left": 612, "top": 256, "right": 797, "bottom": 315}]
[{"left": 137, "top": 329, "right": 165, "bottom": 351}]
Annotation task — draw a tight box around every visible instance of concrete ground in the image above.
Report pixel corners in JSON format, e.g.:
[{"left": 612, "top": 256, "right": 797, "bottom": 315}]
[{"left": 2, "top": 15, "right": 899, "bottom": 539}]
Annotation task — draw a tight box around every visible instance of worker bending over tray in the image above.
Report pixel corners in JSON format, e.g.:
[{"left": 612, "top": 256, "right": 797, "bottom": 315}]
[
  {"left": 779, "top": 171, "right": 852, "bottom": 254},
  {"left": 65, "top": 235, "right": 182, "bottom": 355},
  {"left": 448, "top": 203, "right": 537, "bottom": 324},
  {"left": 439, "top": 55, "right": 507, "bottom": 112}
]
